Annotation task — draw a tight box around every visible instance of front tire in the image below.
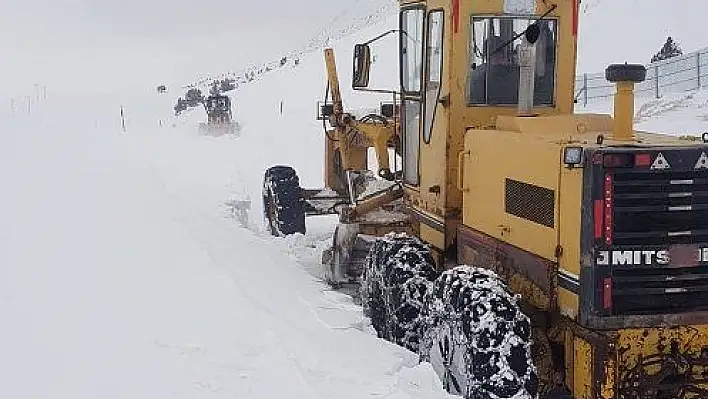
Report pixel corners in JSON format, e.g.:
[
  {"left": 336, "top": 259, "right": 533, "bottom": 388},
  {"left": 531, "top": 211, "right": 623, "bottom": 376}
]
[
  {"left": 420, "top": 266, "right": 538, "bottom": 399},
  {"left": 262, "top": 165, "right": 306, "bottom": 236}
]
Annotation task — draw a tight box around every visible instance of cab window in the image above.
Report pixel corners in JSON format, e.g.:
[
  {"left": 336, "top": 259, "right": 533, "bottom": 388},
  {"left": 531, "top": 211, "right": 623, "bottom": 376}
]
[
  {"left": 423, "top": 10, "right": 444, "bottom": 144},
  {"left": 400, "top": 7, "right": 425, "bottom": 186},
  {"left": 467, "top": 16, "right": 557, "bottom": 106},
  {"left": 402, "top": 8, "right": 425, "bottom": 94}
]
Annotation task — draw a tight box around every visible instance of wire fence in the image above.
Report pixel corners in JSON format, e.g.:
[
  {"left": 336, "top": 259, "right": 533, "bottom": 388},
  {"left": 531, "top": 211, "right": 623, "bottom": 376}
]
[
  {"left": 574, "top": 47, "right": 708, "bottom": 107},
  {"left": 4, "top": 84, "right": 49, "bottom": 118}
]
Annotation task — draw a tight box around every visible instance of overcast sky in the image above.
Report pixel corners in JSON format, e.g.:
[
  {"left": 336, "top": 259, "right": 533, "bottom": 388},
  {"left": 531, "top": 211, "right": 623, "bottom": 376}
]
[
  {"left": 0, "top": 0, "right": 362, "bottom": 97},
  {"left": 576, "top": 0, "right": 706, "bottom": 73},
  {"left": 1, "top": 0, "right": 706, "bottom": 99}
]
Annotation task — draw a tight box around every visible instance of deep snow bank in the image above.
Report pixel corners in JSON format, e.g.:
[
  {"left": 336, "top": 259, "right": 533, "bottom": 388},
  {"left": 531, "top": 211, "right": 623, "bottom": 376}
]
[
  {"left": 576, "top": 88, "right": 708, "bottom": 135},
  {"left": 0, "top": 93, "right": 454, "bottom": 398}
]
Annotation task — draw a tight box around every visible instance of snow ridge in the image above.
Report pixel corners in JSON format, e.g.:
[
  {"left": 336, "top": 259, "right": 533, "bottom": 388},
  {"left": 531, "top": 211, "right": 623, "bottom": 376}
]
[{"left": 182, "top": 0, "right": 397, "bottom": 92}]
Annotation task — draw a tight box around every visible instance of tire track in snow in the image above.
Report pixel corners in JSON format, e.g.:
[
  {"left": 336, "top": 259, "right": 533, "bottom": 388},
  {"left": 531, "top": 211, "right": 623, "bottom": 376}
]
[
  {"left": 133, "top": 163, "right": 371, "bottom": 396},
  {"left": 132, "top": 155, "right": 446, "bottom": 398}
]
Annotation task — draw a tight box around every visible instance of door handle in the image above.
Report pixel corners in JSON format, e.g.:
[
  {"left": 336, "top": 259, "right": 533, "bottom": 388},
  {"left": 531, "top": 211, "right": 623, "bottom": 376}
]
[{"left": 438, "top": 94, "right": 449, "bottom": 107}]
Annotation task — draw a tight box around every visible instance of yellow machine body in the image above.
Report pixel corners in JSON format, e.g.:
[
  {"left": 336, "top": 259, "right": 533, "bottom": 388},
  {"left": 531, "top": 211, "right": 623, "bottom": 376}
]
[
  {"left": 378, "top": 0, "right": 708, "bottom": 397},
  {"left": 263, "top": 0, "right": 708, "bottom": 396}
]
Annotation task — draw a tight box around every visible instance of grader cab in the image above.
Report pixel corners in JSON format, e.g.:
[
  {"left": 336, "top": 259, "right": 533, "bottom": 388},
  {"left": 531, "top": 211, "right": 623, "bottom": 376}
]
[{"left": 263, "top": 0, "right": 708, "bottom": 398}]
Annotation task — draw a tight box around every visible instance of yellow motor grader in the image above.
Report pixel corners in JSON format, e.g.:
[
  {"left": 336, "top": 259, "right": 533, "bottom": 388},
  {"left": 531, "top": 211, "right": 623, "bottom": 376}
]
[
  {"left": 198, "top": 94, "right": 240, "bottom": 136},
  {"left": 262, "top": 0, "right": 708, "bottom": 398}
]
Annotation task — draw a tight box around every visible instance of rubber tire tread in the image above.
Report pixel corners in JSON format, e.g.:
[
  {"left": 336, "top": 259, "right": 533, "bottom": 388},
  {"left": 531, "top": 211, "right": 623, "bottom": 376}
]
[
  {"left": 420, "top": 266, "right": 538, "bottom": 399},
  {"left": 262, "top": 165, "right": 306, "bottom": 236},
  {"left": 360, "top": 233, "right": 439, "bottom": 353}
]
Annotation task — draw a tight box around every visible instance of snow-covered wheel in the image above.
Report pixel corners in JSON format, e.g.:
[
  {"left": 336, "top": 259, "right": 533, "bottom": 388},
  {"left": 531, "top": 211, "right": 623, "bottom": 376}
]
[
  {"left": 360, "top": 233, "right": 439, "bottom": 353},
  {"left": 262, "top": 165, "right": 305, "bottom": 236},
  {"left": 360, "top": 237, "right": 391, "bottom": 334},
  {"left": 420, "top": 266, "right": 538, "bottom": 399}
]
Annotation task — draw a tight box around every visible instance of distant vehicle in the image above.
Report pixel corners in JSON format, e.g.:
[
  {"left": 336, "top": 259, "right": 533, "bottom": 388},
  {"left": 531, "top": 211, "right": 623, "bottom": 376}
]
[{"left": 198, "top": 94, "right": 239, "bottom": 136}]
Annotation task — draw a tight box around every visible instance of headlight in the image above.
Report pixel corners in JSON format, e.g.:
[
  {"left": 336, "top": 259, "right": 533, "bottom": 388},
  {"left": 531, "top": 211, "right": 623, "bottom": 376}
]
[{"left": 563, "top": 147, "right": 584, "bottom": 166}]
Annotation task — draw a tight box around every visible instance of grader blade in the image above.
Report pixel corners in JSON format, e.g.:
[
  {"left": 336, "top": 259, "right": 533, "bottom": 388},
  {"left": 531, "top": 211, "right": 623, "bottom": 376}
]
[
  {"left": 300, "top": 189, "right": 349, "bottom": 216},
  {"left": 322, "top": 224, "right": 375, "bottom": 289},
  {"left": 321, "top": 183, "right": 412, "bottom": 295}
]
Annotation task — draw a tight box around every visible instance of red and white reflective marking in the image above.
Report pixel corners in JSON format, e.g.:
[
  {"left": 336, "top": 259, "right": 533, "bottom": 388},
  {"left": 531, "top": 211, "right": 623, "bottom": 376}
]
[{"left": 651, "top": 152, "right": 671, "bottom": 170}]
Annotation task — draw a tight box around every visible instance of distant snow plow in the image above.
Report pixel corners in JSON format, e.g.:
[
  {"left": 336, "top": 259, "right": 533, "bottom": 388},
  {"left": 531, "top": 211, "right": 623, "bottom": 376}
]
[
  {"left": 172, "top": 82, "right": 241, "bottom": 137},
  {"left": 198, "top": 94, "right": 240, "bottom": 137}
]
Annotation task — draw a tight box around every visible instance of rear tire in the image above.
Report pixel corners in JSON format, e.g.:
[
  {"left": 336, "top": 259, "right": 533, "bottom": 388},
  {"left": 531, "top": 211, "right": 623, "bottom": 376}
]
[
  {"left": 360, "top": 233, "right": 439, "bottom": 353},
  {"left": 262, "top": 165, "right": 306, "bottom": 236},
  {"left": 420, "top": 266, "right": 538, "bottom": 399}
]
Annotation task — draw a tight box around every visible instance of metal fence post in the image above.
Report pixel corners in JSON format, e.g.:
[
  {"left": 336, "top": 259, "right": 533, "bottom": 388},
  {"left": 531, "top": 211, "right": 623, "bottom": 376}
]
[
  {"left": 120, "top": 106, "right": 126, "bottom": 131},
  {"left": 579, "top": 48, "right": 708, "bottom": 103},
  {"left": 698, "top": 51, "right": 702, "bottom": 89}
]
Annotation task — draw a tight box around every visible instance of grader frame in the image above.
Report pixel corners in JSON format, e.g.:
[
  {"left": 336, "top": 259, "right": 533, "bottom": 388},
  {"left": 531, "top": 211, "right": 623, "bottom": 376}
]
[{"left": 263, "top": 1, "right": 708, "bottom": 398}]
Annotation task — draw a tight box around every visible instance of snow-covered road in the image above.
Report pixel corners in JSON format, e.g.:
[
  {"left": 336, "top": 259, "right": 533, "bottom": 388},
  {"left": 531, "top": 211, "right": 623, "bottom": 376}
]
[
  {"left": 3, "top": 2, "right": 708, "bottom": 391},
  {"left": 0, "top": 106, "right": 453, "bottom": 398}
]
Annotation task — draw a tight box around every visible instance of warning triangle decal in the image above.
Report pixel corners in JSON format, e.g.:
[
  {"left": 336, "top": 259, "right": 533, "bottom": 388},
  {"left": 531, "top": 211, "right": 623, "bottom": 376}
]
[
  {"left": 651, "top": 152, "right": 671, "bottom": 170},
  {"left": 696, "top": 152, "right": 708, "bottom": 169}
]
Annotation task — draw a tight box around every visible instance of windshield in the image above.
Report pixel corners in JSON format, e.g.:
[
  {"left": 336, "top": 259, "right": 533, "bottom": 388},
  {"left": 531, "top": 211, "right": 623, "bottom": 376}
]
[
  {"left": 207, "top": 97, "right": 229, "bottom": 111},
  {"left": 467, "top": 16, "right": 557, "bottom": 106}
]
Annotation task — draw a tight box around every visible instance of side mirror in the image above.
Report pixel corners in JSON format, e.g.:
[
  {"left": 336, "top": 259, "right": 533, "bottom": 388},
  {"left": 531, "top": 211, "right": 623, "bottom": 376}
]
[
  {"left": 524, "top": 23, "right": 541, "bottom": 45},
  {"left": 352, "top": 43, "right": 371, "bottom": 88}
]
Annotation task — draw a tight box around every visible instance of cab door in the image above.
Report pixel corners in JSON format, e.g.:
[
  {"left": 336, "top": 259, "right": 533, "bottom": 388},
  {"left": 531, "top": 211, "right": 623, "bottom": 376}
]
[
  {"left": 400, "top": 6, "right": 425, "bottom": 189},
  {"left": 418, "top": 8, "right": 449, "bottom": 229},
  {"left": 400, "top": 5, "right": 450, "bottom": 251}
]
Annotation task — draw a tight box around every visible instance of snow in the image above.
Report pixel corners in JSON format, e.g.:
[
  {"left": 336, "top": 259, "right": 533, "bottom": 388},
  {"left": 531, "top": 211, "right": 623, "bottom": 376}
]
[
  {"left": 0, "top": 12, "right": 460, "bottom": 399},
  {"left": 576, "top": 89, "right": 708, "bottom": 135},
  {"left": 421, "top": 266, "right": 536, "bottom": 399},
  {"left": 576, "top": 0, "right": 708, "bottom": 73},
  {"left": 0, "top": 109, "right": 454, "bottom": 397},
  {"left": 183, "top": 0, "right": 399, "bottom": 92},
  {"left": 358, "top": 177, "right": 398, "bottom": 200},
  {"left": 3, "top": 1, "right": 708, "bottom": 398}
]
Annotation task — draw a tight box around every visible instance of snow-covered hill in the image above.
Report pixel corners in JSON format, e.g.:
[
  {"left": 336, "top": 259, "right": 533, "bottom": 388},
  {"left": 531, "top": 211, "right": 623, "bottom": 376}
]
[
  {"left": 178, "top": 0, "right": 708, "bottom": 93},
  {"left": 578, "top": 88, "right": 708, "bottom": 135},
  {"left": 3, "top": 2, "right": 708, "bottom": 399},
  {"left": 0, "top": 9, "right": 460, "bottom": 399},
  {"left": 182, "top": 0, "right": 398, "bottom": 92}
]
